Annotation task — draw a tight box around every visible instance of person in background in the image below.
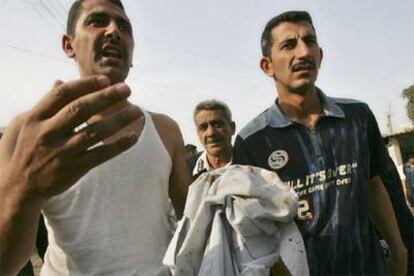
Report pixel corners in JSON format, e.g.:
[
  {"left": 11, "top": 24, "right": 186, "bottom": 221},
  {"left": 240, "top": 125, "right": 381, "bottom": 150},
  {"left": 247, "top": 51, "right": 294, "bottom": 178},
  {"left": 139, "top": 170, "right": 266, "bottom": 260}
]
[
  {"left": 188, "top": 99, "right": 235, "bottom": 181},
  {"left": 184, "top": 143, "right": 198, "bottom": 159},
  {"left": 403, "top": 156, "right": 414, "bottom": 208}
]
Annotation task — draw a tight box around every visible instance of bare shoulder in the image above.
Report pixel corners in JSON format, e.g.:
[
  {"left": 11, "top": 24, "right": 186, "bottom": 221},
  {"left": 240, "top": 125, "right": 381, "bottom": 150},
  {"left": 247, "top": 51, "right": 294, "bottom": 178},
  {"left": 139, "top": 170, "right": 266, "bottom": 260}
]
[
  {"left": 149, "top": 112, "right": 180, "bottom": 132},
  {"left": 148, "top": 112, "right": 183, "bottom": 158}
]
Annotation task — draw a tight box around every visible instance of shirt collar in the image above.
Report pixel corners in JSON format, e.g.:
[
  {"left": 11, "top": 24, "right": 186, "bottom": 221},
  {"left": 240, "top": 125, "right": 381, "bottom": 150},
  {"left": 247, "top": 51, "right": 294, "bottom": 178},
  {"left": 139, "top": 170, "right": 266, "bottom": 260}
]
[
  {"left": 267, "top": 88, "right": 345, "bottom": 128},
  {"left": 192, "top": 151, "right": 231, "bottom": 176},
  {"left": 193, "top": 151, "right": 210, "bottom": 176}
]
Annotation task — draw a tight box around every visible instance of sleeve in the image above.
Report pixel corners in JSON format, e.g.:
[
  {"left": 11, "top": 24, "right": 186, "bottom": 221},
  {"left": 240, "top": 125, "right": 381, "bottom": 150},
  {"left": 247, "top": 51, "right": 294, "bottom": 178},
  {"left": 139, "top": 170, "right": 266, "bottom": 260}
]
[
  {"left": 366, "top": 106, "right": 389, "bottom": 179},
  {"left": 232, "top": 135, "right": 252, "bottom": 165}
]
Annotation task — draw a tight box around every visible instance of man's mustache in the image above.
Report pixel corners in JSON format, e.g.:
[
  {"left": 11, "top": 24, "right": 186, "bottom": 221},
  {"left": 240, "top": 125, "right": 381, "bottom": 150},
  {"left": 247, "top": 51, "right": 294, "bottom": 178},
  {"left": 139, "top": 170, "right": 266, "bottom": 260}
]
[
  {"left": 292, "top": 59, "right": 316, "bottom": 72},
  {"left": 206, "top": 137, "right": 223, "bottom": 144}
]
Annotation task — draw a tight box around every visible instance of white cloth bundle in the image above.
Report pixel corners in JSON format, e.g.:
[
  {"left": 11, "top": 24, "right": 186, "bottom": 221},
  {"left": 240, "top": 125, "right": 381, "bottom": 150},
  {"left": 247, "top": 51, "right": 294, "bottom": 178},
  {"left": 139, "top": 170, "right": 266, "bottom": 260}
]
[{"left": 163, "top": 165, "right": 309, "bottom": 276}]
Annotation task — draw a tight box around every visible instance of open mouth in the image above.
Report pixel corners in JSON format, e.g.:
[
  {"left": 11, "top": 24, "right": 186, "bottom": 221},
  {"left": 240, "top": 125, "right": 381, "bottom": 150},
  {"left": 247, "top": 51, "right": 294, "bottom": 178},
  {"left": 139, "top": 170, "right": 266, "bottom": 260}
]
[
  {"left": 103, "top": 51, "right": 121, "bottom": 59},
  {"left": 101, "top": 45, "right": 123, "bottom": 59}
]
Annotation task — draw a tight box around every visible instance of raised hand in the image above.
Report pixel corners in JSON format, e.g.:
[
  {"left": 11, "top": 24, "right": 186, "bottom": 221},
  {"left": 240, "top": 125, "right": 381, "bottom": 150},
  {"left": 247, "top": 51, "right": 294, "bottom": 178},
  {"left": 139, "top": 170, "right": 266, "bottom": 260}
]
[{"left": 0, "top": 75, "right": 141, "bottom": 274}]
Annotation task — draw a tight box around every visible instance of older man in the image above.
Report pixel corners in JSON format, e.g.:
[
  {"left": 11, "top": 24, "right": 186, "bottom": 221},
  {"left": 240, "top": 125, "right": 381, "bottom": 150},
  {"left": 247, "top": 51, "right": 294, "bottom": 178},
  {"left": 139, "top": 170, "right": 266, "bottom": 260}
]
[
  {"left": 0, "top": 0, "right": 189, "bottom": 275},
  {"left": 188, "top": 99, "right": 235, "bottom": 180}
]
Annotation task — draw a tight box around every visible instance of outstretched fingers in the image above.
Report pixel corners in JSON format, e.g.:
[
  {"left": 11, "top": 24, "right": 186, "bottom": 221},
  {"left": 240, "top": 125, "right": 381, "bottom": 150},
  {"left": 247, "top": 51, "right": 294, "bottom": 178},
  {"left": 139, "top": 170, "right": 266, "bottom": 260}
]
[
  {"left": 32, "top": 76, "right": 111, "bottom": 119},
  {"left": 47, "top": 83, "right": 132, "bottom": 136},
  {"left": 64, "top": 104, "right": 142, "bottom": 153}
]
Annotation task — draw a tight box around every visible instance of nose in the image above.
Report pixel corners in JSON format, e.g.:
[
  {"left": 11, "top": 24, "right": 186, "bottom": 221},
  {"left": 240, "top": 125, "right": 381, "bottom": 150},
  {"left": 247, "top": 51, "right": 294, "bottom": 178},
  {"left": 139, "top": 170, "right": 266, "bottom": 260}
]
[
  {"left": 206, "top": 125, "right": 217, "bottom": 137},
  {"left": 105, "top": 21, "right": 121, "bottom": 41},
  {"left": 295, "top": 40, "right": 311, "bottom": 58}
]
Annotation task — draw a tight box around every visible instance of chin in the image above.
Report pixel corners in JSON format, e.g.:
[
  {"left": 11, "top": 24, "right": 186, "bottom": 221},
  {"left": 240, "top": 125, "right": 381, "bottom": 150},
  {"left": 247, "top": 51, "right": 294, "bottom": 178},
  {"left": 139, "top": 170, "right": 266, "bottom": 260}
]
[
  {"left": 207, "top": 147, "right": 222, "bottom": 156},
  {"left": 289, "top": 79, "right": 317, "bottom": 94},
  {"left": 289, "top": 85, "right": 312, "bottom": 95},
  {"left": 95, "top": 64, "right": 128, "bottom": 83},
  {"left": 103, "top": 70, "right": 129, "bottom": 84}
]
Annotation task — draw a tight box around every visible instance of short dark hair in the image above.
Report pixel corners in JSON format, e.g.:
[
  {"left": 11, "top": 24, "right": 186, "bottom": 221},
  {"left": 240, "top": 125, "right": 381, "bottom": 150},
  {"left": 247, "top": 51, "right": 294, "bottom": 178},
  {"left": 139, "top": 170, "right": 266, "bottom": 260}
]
[
  {"left": 193, "top": 99, "right": 232, "bottom": 123},
  {"left": 66, "top": 0, "right": 125, "bottom": 36},
  {"left": 261, "top": 11, "right": 315, "bottom": 57}
]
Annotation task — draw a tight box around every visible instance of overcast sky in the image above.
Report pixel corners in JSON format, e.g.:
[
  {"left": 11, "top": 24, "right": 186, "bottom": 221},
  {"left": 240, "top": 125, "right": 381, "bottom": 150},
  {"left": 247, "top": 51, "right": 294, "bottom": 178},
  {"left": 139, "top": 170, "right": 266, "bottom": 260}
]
[{"left": 0, "top": 0, "right": 413, "bottom": 149}]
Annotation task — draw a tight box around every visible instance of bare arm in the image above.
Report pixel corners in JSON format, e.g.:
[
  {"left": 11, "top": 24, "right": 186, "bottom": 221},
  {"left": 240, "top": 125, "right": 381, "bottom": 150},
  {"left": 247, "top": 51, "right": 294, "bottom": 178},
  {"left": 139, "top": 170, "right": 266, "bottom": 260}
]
[
  {"left": 0, "top": 167, "right": 43, "bottom": 276},
  {"left": 153, "top": 114, "right": 190, "bottom": 219},
  {"left": 369, "top": 176, "right": 407, "bottom": 275},
  {"left": 168, "top": 124, "right": 190, "bottom": 219},
  {"left": 0, "top": 76, "right": 141, "bottom": 275}
]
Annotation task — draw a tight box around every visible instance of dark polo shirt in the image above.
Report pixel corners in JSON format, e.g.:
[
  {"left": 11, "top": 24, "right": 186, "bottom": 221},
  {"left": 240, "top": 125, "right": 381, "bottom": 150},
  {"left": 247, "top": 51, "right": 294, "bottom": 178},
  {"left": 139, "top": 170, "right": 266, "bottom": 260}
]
[{"left": 233, "top": 89, "right": 388, "bottom": 275}]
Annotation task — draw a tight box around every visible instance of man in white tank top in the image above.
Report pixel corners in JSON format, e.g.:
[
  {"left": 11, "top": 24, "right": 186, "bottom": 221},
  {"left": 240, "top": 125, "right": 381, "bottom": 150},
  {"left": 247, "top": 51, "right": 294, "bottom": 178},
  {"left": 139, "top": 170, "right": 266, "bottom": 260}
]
[{"left": 0, "top": 0, "right": 190, "bottom": 275}]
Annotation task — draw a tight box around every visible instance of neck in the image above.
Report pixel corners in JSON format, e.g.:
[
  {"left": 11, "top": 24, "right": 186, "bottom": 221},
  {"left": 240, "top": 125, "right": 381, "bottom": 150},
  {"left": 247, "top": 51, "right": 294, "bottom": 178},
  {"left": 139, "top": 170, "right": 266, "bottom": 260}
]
[
  {"left": 207, "top": 150, "right": 232, "bottom": 169},
  {"left": 276, "top": 84, "right": 322, "bottom": 130}
]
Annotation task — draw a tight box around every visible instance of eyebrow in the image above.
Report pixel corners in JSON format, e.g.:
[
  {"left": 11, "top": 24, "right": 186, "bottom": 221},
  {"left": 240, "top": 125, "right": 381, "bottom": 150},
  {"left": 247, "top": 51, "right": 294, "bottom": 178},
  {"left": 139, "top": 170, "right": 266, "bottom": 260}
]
[
  {"left": 85, "top": 11, "right": 132, "bottom": 26},
  {"left": 198, "top": 119, "right": 225, "bottom": 126},
  {"left": 303, "top": 33, "right": 317, "bottom": 40},
  {"left": 85, "top": 11, "right": 106, "bottom": 20},
  {"left": 279, "top": 36, "right": 295, "bottom": 44},
  {"left": 278, "top": 32, "right": 317, "bottom": 45}
]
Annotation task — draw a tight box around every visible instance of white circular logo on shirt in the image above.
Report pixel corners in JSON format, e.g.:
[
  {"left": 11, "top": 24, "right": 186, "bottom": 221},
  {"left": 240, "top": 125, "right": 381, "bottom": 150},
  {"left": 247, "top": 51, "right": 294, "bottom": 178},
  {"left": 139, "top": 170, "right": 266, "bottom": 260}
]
[{"left": 268, "top": 150, "right": 289, "bottom": 170}]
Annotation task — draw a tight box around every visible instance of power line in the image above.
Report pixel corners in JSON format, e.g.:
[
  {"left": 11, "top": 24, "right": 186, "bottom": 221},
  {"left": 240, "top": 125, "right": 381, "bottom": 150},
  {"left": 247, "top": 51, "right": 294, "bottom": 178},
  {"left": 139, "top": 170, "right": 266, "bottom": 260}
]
[
  {"left": 136, "top": 35, "right": 258, "bottom": 72},
  {"left": 51, "top": 0, "right": 68, "bottom": 19},
  {"left": 39, "top": 0, "right": 65, "bottom": 30},
  {"left": 9, "top": 1, "right": 262, "bottom": 112},
  {"left": 0, "top": 43, "right": 70, "bottom": 63},
  {"left": 128, "top": 74, "right": 262, "bottom": 111},
  {"left": 43, "top": 0, "right": 66, "bottom": 24},
  {"left": 1, "top": 40, "right": 262, "bottom": 111},
  {"left": 24, "top": 0, "right": 61, "bottom": 35},
  {"left": 24, "top": 1, "right": 256, "bottom": 75},
  {"left": 55, "top": 0, "right": 68, "bottom": 13}
]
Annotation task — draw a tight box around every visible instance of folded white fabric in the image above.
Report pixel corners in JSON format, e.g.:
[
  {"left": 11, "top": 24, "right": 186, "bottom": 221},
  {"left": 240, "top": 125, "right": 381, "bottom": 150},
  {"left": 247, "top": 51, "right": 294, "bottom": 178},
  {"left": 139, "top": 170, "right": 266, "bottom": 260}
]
[{"left": 163, "top": 165, "right": 309, "bottom": 276}]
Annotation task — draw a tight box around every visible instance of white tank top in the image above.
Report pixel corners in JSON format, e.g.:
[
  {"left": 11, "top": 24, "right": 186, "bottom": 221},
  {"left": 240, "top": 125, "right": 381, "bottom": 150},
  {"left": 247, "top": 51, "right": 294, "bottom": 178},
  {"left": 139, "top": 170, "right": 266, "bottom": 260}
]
[{"left": 41, "top": 109, "right": 174, "bottom": 275}]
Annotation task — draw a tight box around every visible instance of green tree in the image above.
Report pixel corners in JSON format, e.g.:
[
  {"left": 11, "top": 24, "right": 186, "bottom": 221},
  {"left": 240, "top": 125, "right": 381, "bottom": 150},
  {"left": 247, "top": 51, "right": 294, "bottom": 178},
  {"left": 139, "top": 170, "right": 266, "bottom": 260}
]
[{"left": 402, "top": 84, "right": 414, "bottom": 126}]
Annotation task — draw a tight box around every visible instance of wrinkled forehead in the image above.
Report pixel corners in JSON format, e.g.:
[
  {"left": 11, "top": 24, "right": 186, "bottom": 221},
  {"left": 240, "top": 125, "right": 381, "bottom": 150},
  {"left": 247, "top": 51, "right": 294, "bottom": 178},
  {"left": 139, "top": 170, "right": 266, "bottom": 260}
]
[
  {"left": 195, "top": 109, "right": 229, "bottom": 123},
  {"left": 271, "top": 21, "right": 316, "bottom": 42}
]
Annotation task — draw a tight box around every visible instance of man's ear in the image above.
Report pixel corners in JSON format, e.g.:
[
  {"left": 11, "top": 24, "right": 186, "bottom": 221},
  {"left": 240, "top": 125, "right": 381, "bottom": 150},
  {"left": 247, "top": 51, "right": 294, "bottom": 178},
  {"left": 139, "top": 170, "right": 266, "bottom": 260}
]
[
  {"left": 260, "top": 57, "right": 274, "bottom": 77},
  {"left": 230, "top": 121, "right": 236, "bottom": 135},
  {"left": 318, "top": 48, "right": 323, "bottom": 68},
  {"left": 62, "top": 34, "right": 76, "bottom": 58}
]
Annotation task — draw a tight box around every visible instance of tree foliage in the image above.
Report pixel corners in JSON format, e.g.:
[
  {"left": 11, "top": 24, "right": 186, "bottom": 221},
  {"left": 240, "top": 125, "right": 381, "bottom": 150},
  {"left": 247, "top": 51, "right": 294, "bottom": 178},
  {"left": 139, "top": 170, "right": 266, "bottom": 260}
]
[{"left": 402, "top": 85, "right": 414, "bottom": 126}]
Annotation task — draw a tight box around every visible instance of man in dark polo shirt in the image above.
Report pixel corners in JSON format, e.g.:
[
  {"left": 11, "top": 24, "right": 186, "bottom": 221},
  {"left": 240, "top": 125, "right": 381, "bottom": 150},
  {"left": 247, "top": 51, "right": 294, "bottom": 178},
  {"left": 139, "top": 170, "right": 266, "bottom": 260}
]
[{"left": 232, "top": 11, "right": 407, "bottom": 275}]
